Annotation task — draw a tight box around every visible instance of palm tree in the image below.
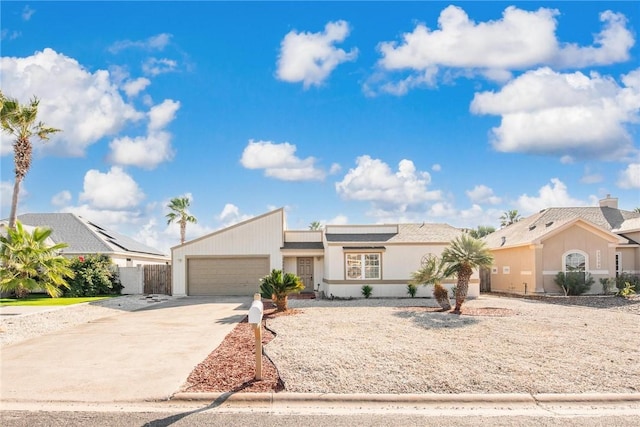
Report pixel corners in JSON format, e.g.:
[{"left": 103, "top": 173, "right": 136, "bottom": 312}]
[
  {"left": 633, "top": 207, "right": 640, "bottom": 214},
  {"left": 468, "top": 225, "right": 496, "bottom": 238},
  {"left": 259, "top": 269, "right": 304, "bottom": 312},
  {"left": 166, "top": 196, "right": 197, "bottom": 244},
  {"left": 442, "top": 234, "right": 494, "bottom": 314},
  {"left": 1, "top": 94, "right": 61, "bottom": 229},
  {"left": 0, "top": 221, "right": 74, "bottom": 298},
  {"left": 409, "top": 254, "right": 455, "bottom": 310},
  {"left": 499, "top": 209, "right": 521, "bottom": 227},
  {"left": 309, "top": 221, "right": 322, "bottom": 230}
]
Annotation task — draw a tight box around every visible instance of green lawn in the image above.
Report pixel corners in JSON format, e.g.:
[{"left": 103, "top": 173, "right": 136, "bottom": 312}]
[{"left": 0, "top": 295, "right": 114, "bottom": 306}]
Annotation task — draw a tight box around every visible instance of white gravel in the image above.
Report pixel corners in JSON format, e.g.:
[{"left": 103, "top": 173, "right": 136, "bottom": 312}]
[
  {"left": 265, "top": 295, "right": 640, "bottom": 395},
  {"left": 0, "top": 295, "right": 177, "bottom": 347}
]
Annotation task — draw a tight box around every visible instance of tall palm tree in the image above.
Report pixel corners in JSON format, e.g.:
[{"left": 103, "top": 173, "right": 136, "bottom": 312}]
[
  {"left": 442, "top": 234, "right": 494, "bottom": 314},
  {"left": 468, "top": 225, "right": 496, "bottom": 238},
  {"left": 499, "top": 209, "right": 521, "bottom": 227},
  {"left": 1, "top": 94, "right": 61, "bottom": 229},
  {"left": 309, "top": 221, "right": 322, "bottom": 230},
  {"left": 166, "top": 196, "right": 197, "bottom": 244},
  {"left": 0, "top": 221, "right": 74, "bottom": 298}
]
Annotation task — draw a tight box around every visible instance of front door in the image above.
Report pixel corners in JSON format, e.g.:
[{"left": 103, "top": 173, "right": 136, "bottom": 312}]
[{"left": 297, "top": 257, "right": 314, "bottom": 292}]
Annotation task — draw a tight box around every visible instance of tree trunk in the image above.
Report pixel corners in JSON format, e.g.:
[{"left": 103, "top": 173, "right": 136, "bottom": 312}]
[
  {"left": 180, "top": 221, "right": 186, "bottom": 244},
  {"left": 275, "top": 295, "right": 288, "bottom": 312},
  {"left": 8, "top": 177, "right": 22, "bottom": 229},
  {"left": 453, "top": 265, "right": 473, "bottom": 314}
]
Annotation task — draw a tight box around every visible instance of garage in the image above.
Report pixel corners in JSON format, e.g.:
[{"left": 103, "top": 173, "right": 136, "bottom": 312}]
[{"left": 187, "top": 256, "right": 270, "bottom": 296}]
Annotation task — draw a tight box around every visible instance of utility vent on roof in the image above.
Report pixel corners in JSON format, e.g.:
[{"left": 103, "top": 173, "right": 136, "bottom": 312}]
[
  {"left": 529, "top": 225, "right": 536, "bottom": 231},
  {"left": 545, "top": 221, "right": 554, "bottom": 227},
  {"left": 500, "top": 236, "right": 506, "bottom": 247}
]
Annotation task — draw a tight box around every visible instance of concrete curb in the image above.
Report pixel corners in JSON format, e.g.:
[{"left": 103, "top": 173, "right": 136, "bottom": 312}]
[{"left": 170, "top": 392, "right": 640, "bottom": 405}]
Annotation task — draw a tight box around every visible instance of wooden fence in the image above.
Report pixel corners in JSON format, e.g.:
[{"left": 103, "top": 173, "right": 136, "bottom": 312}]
[{"left": 143, "top": 264, "right": 172, "bottom": 295}]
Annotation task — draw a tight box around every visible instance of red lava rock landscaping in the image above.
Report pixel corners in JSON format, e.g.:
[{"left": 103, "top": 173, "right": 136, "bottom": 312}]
[{"left": 182, "top": 308, "right": 301, "bottom": 393}]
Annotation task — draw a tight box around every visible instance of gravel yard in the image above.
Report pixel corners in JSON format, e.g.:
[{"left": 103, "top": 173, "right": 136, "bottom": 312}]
[{"left": 265, "top": 295, "right": 640, "bottom": 395}]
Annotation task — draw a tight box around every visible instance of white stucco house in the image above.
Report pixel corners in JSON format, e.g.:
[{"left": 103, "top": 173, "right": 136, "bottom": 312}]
[{"left": 171, "top": 208, "right": 477, "bottom": 299}]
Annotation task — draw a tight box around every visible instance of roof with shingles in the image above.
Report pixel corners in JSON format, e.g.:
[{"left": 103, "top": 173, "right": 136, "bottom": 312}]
[
  {"left": 15, "top": 213, "right": 167, "bottom": 257},
  {"left": 326, "top": 223, "right": 462, "bottom": 244},
  {"left": 483, "top": 207, "right": 640, "bottom": 249},
  {"left": 281, "top": 242, "right": 324, "bottom": 250}
]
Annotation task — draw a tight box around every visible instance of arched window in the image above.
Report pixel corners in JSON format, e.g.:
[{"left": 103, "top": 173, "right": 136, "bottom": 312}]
[{"left": 565, "top": 252, "right": 586, "bottom": 273}]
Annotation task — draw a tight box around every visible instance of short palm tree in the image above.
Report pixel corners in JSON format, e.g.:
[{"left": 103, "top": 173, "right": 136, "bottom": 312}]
[
  {"left": 166, "top": 196, "right": 197, "bottom": 244},
  {"left": 410, "top": 254, "right": 455, "bottom": 310},
  {"left": 1, "top": 93, "right": 61, "bottom": 229},
  {"left": 0, "top": 221, "right": 74, "bottom": 298},
  {"left": 442, "top": 234, "right": 494, "bottom": 314},
  {"left": 499, "top": 210, "right": 521, "bottom": 227},
  {"left": 259, "top": 269, "right": 304, "bottom": 312}
]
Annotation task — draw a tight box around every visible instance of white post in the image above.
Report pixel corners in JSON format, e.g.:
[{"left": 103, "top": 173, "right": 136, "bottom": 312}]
[{"left": 248, "top": 293, "right": 264, "bottom": 380}]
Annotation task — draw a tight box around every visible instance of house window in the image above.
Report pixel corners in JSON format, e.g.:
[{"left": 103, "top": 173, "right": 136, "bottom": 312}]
[
  {"left": 565, "top": 252, "right": 586, "bottom": 273},
  {"left": 616, "top": 252, "right": 622, "bottom": 277},
  {"left": 346, "top": 253, "right": 380, "bottom": 280}
]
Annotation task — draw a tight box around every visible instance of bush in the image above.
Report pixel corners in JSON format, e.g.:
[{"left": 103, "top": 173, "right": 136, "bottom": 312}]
[
  {"left": 615, "top": 273, "right": 639, "bottom": 293},
  {"left": 65, "top": 255, "right": 123, "bottom": 297},
  {"left": 361, "top": 285, "right": 373, "bottom": 298},
  {"left": 554, "top": 272, "right": 594, "bottom": 296},
  {"left": 407, "top": 283, "right": 417, "bottom": 298},
  {"left": 599, "top": 278, "right": 614, "bottom": 295},
  {"left": 617, "top": 282, "right": 637, "bottom": 297}
]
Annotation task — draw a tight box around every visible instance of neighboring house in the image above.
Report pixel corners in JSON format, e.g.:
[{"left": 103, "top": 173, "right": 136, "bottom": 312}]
[
  {"left": 11, "top": 213, "right": 170, "bottom": 267},
  {"left": 483, "top": 195, "right": 640, "bottom": 295},
  {"left": 171, "top": 208, "right": 473, "bottom": 298}
]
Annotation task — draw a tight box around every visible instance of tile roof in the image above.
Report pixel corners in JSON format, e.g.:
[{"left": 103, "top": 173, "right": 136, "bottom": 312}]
[
  {"left": 326, "top": 223, "right": 462, "bottom": 244},
  {"left": 15, "top": 213, "right": 167, "bottom": 257},
  {"left": 483, "top": 207, "right": 640, "bottom": 249}
]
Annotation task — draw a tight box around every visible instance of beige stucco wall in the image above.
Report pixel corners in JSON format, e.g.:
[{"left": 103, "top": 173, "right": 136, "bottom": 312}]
[
  {"left": 171, "top": 210, "right": 284, "bottom": 296},
  {"left": 489, "top": 245, "right": 536, "bottom": 294},
  {"left": 322, "top": 242, "right": 478, "bottom": 299}
]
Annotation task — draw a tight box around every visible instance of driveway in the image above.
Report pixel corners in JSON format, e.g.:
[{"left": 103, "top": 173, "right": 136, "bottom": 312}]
[{"left": 0, "top": 297, "right": 248, "bottom": 403}]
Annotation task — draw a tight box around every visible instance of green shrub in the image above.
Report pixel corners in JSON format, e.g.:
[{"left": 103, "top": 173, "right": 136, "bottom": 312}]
[
  {"left": 599, "top": 278, "right": 614, "bottom": 295},
  {"left": 65, "top": 254, "right": 122, "bottom": 297},
  {"left": 361, "top": 285, "right": 373, "bottom": 299},
  {"left": 617, "top": 282, "right": 637, "bottom": 297},
  {"left": 554, "top": 272, "right": 594, "bottom": 296},
  {"left": 615, "top": 273, "right": 639, "bottom": 293},
  {"left": 407, "top": 283, "right": 417, "bottom": 298}
]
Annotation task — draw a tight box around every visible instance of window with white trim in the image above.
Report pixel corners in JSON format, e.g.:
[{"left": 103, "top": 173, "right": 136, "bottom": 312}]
[{"left": 346, "top": 253, "right": 381, "bottom": 280}]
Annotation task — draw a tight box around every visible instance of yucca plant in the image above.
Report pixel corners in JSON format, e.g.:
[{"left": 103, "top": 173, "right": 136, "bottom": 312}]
[
  {"left": 410, "top": 254, "right": 455, "bottom": 310},
  {"left": 442, "top": 234, "right": 494, "bottom": 314},
  {"left": 259, "top": 269, "right": 304, "bottom": 312}
]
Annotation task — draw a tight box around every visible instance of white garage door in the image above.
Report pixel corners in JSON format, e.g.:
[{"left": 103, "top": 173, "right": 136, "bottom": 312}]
[{"left": 187, "top": 257, "right": 269, "bottom": 296}]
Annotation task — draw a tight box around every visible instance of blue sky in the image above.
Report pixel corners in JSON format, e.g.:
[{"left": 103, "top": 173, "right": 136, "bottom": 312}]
[{"left": 1, "top": 1, "right": 639, "bottom": 254}]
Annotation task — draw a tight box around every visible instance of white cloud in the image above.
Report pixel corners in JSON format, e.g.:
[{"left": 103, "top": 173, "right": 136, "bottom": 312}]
[
  {"left": 617, "top": 163, "right": 640, "bottom": 189},
  {"left": 1, "top": 29, "right": 21, "bottom": 41},
  {"left": 371, "top": 5, "right": 634, "bottom": 93},
  {"left": 148, "top": 99, "right": 180, "bottom": 131},
  {"left": 466, "top": 185, "right": 501, "bottom": 205},
  {"left": 326, "top": 214, "right": 349, "bottom": 225},
  {"left": 22, "top": 5, "right": 35, "bottom": 21},
  {"left": 240, "top": 140, "right": 327, "bottom": 181},
  {"left": 217, "top": 203, "right": 254, "bottom": 228},
  {"left": 51, "top": 191, "right": 72, "bottom": 207},
  {"left": 142, "top": 57, "right": 177, "bottom": 76},
  {"left": 516, "top": 178, "right": 588, "bottom": 215},
  {"left": 277, "top": 20, "right": 358, "bottom": 88},
  {"left": 0, "top": 48, "right": 144, "bottom": 157},
  {"left": 79, "top": 167, "right": 145, "bottom": 209},
  {"left": 580, "top": 166, "right": 603, "bottom": 184},
  {"left": 108, "top": 33, "right": 172, "bottom": 54},
  {"left": 335, "top": 155, "right": 441, "bottom": 216},
  {"left": 0, "top": 181, "right": 13, "bottom": 215},
  {"left": 123, "top": 77, "right": 151, "bottom": 97},
  {"left": 470, "top": 67, "right": 640, "bottom": 160},
  {"left": 108, "top": 131, "right": 175, "bottom": 170},
  {"left": 432, "top": 164, "right": 442, "bottom": 172}
]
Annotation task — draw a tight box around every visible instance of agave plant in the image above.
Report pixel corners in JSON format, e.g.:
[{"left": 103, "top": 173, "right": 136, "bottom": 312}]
[{"left": 259, "top": 269, "right": 304, "bottom": 312}]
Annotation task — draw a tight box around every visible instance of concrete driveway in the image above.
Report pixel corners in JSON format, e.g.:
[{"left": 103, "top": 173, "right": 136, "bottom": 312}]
[{"left": 0, "top": 297, "right": 248, "bottom": 403}]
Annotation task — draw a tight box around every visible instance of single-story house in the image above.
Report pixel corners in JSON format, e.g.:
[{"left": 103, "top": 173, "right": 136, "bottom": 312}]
[
  {"left": 483, "top": 195, "right": 640, "bottom": 295},
  {"left": 171, "top": 208, "right": 475, "bottom": 298},
  {"left": 10, "top": 213, "right": 170, "bottom": 267}
]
